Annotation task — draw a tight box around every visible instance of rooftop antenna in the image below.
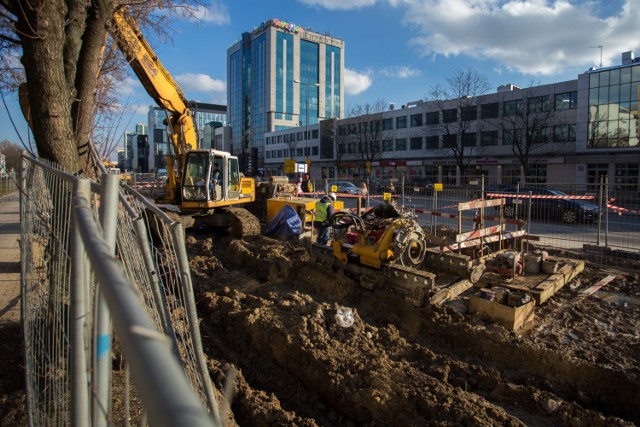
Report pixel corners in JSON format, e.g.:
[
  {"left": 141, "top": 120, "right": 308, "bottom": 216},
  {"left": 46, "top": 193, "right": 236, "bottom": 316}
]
[{"left": 590, "top": 45, "right": 603, "bottom": 68}]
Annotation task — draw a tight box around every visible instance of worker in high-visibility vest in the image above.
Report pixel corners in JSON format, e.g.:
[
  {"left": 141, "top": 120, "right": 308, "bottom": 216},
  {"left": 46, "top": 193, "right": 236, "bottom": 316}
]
[{"left": 313, "top": 192, "right": 336, "bottom": 245}]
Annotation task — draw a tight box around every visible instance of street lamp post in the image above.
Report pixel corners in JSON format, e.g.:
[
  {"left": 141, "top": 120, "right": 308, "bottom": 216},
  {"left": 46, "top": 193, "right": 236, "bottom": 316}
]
[{"left": 294, "top": 79, "right": 320, "bottom": 170}]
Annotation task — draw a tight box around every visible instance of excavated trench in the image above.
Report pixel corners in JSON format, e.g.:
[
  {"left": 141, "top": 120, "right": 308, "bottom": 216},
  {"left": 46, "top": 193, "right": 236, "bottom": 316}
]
[{"left": 187, "top": 233, "right": 639, "bottom": 426}]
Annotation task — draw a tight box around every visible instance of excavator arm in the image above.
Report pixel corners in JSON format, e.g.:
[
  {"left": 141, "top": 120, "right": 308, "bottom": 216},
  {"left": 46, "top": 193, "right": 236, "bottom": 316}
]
[{"left": 109, "top": 8, "right": 198, "bottom": 203}]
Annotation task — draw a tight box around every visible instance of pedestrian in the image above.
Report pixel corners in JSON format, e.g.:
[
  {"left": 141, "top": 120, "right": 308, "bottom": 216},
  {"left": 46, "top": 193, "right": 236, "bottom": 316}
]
[
  {"left": 314, "top": 192, "right": 336, "bottom": 246},
  {"left": 359, "top": 182, "right": 369, "bottom": 207},
  {"left": 301, "top": 174, "right": 313, "bottom": 193}
]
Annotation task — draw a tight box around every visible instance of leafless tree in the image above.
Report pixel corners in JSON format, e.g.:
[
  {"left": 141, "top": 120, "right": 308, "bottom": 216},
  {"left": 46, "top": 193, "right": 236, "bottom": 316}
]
[
  {"left": 426, "top": 68, "right": 490, "bottom": 182},
  {"left": 336, "top": 99, "right": 387, "bottom": 176},
  {"left": 0, "top": 0, "right": 202, "bottom": 174},
  {"left": 494, "top": 82, "right": 565, "bottom": 177},
  {"left": 0, "top": 139, "right": 22, "bottom": 171}
]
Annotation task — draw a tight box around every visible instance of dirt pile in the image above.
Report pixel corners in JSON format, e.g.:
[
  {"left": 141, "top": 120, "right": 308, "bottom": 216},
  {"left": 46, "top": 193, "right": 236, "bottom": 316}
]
[{"left": 187, "top": 233, "right": 640, "bottom": 426}]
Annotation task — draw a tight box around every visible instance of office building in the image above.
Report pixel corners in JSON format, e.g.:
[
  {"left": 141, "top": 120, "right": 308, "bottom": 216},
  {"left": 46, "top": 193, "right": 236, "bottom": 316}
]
[
  {"left": 264, "top": 51, "right": 640, "bottom": 197},
  {"left": 227, "top": 18, "right": 344, "bottom": 175},
  {"left": 147, "top": 102, "right": 227, "bottom": 171}
]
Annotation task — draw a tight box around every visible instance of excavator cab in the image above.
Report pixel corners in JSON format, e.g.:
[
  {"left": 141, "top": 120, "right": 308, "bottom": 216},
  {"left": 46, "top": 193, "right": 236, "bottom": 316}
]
[{"left": 181, "top": 149, "right": 254, "bottom": 212}]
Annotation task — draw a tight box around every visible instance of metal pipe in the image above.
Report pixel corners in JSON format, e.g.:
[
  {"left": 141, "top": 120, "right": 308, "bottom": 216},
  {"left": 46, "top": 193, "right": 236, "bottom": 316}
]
[
  {"left": 93, "top": 173, "right": 120, "bottom": 427},
  {"left": 71, "top": 178, "right": 91, "bottom": 427},
  {"left": 171, "top": 222, "right": 222, "bottom": 425},
  {"left": 73, "top": 193, "right": 216, "bottom": 427},
  {"left": 605, "top": 175, "right": 609, "bottom": 247}
]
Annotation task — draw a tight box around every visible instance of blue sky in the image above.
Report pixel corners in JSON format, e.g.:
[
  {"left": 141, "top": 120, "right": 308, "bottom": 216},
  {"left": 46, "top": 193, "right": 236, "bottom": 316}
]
[{"left": 1, "top": 0, "right": 638, "bottom": 149}]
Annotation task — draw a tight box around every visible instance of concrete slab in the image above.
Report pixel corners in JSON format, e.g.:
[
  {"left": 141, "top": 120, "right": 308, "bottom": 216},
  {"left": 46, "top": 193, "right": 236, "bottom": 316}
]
[{"left": 0, "top": 192, "right": 20, "bottom": 325}]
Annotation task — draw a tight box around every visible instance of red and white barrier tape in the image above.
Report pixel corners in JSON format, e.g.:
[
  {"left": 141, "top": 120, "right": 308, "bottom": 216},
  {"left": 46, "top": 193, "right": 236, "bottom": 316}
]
[{"left": 486, "top": 193, "right": 596, "bottom": 200}]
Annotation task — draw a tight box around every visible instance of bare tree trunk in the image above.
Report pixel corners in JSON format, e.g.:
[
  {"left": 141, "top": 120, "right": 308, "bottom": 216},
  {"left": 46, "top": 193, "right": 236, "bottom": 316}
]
[{"left": 17, "top": 0, "right": 80, "bottom": 172}]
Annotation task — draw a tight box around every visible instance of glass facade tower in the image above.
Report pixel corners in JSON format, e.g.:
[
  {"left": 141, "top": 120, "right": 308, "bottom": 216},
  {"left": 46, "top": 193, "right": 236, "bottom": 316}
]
[{"left": 227, "top": 18, "right": 344, "bottom": 174}]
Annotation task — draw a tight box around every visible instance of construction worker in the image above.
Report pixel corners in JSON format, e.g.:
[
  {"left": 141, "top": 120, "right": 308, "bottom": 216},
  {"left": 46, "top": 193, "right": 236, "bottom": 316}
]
[
  {"left": 314, "top": 192, "right": 336, "bottom": 246},
  {"left": 301, "top": 174, "right": 313, "bottom": 193}
]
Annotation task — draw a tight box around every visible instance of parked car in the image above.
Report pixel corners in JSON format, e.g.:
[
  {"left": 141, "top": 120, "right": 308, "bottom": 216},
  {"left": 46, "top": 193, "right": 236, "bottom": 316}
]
[
  {"left": 328, "top": 180, "right": 361, "bottom": 195},
  {"left": 492, "top": 188, "right": 599, "bottom": 224}
]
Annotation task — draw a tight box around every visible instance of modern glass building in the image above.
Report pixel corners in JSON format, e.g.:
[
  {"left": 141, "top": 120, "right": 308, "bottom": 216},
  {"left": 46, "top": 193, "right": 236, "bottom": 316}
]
[
  {"left": 227, "top": 18, "right": 344, "bottom": 174},
  {"left": 147, "top": 102, "right": 227, "bottom": 172}
]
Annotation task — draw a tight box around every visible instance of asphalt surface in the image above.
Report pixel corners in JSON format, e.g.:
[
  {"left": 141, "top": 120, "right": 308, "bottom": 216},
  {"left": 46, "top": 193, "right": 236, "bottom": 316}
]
[{"left": 0, "top": 192, "right": 20, "bottom": 325}]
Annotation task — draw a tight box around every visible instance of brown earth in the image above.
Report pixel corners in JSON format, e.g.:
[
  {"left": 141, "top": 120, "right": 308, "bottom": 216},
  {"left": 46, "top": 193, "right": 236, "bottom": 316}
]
[
  {"left": 187, "top": 232, "right": 640, "bottom": 427},
  {"left": 1, "top": 231, "right": 638, "bottom": 426}
]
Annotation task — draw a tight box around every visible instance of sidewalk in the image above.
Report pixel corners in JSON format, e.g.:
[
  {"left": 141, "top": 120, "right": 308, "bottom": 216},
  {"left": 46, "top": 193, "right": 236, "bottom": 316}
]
[{"left": 0, "top": 192, "right": 20, "bottom": 325}]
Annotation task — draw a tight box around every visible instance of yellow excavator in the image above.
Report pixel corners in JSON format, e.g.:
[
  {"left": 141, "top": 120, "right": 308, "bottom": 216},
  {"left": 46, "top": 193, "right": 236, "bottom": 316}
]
[{"left": 110, "top": 8, "right": 260, "bottom": 235}]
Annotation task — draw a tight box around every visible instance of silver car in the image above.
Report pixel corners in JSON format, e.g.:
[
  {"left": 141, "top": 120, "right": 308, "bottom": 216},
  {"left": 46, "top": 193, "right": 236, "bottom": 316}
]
[{"left": 328, "top": 181, "right": 361, "bottom": 195}]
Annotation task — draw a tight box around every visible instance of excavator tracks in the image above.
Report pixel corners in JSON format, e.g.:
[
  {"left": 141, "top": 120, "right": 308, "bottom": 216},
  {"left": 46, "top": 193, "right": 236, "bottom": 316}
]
[{"left": 226, "top": 207, "right": 262, "bottom": 238}]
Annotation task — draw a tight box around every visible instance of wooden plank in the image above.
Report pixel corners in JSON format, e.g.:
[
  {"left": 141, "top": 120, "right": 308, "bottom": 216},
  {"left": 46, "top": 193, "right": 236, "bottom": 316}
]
[
  {"left": 442, "top": 229, "right": 527, "bottom": 252},
  {"left": 429, "top": 279, "right": 473, "bottom": 305},
  {"left": 578, "top": 274, "right": 616, "bottom": 299},
  {"left": 534, "top": 261, "right": 585, "bottom": 304},
  {"left": 457, "top": 224, "right": 505, "bottom": 243},
  {"left": 458, "top": 198, "right": 504, "bottom": 211}
]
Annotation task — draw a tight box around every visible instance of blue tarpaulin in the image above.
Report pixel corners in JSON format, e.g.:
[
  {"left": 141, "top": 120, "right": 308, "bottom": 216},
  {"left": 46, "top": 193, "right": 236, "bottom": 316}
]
[{"left": 265, "top": 205, "right": 303, "bottom": 239}]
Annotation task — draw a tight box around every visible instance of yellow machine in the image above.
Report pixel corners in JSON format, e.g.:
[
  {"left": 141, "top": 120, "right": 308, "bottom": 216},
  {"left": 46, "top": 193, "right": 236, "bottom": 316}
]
[
  {"left": 110, "top": 9, "right": 259, "bottom": 234},
  {"left": 313, "top": 202, "right": 435, "bottom": 306}
]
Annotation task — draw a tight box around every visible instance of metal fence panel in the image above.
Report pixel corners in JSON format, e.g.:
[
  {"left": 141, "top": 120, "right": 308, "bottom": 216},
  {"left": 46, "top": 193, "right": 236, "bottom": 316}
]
[{"left": 20, "top": 154, "right": 221, "bottom": 426}]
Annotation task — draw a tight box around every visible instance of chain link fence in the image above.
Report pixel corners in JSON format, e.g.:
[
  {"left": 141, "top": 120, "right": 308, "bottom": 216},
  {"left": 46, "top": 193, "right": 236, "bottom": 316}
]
[
  {"left": 20, "top": 154, "right": 222, "bottom": 426},
  {"left": 318, "top": 174, "right": 640, "bottom": 268}
]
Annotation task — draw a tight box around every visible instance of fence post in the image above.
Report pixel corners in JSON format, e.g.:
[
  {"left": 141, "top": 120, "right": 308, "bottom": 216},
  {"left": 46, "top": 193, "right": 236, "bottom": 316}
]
[
  {"left": 597, "top": 175, "right": 603, "bottom": 246},
  {"left": 526, "top": 191, "right": 532, "bottom": 253},
  {"left": 71, "top": 178, "right": 91, "bottom": 427},
  {"left": 605, "top": 175, "right": 609, "bottom": 247},
  {"left": 93, "top": 173, "right": 120, "bottom": 426},
  {"left": 171, "top": 222, "right": 222, "bottom": 425}
]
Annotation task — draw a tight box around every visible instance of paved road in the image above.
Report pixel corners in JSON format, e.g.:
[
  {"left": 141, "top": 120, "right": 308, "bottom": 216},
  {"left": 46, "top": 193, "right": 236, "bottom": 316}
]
[{"left": 0, "top": 192, "right": 21, "bottom": 325}]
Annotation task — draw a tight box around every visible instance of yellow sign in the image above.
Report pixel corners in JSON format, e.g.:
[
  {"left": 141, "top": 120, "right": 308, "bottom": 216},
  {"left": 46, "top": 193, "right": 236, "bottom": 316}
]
[
  {"left": 284, "top": 159, "right": 296, "bottom": 174},
  {"left": 434, "top": 183, "right": 443, "bottom": 192},
  {"left": 366, "top": 161, "right": 371, "bottom": 173},
  {"left": 330, "top": 185, "right": 338, "bottom": 192},
  {"left": 305, "top": 158, "right": 311, "bottom": 166},
  {"left": 383, "top": 192, "right": 392, "bottom": 201}
]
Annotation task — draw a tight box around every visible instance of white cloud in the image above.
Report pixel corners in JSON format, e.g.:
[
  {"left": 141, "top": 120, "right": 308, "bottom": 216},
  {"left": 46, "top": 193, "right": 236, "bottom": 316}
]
[
  {"left": 380, "top": 66, "right": 421, "bottom": 78},
  {"left": 344, "top": 68, "right": 373, "bottom": 94},
  {"left": 175, "top": 73, "right": 226, "bottom": 93},
  {"left": 395, "top": 0, "right": 640, "bottom": 75},
  {"left": 185, "top": 2, "right": 230, "bottom": 25},
  {"left": 116, "top": 77, "right": 142, "bottom": 97},
  {"left": 297, "top": 0, "right": 378, "bottom": 10}
]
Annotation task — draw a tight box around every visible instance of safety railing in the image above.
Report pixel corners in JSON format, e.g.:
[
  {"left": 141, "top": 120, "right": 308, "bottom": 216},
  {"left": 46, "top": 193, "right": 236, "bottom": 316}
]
[
  {"left": 20, "top": 154, "right": 221, "bottom": 426},
  {"left": 323, "top": 174, "right": 640, "bottom": 268}
]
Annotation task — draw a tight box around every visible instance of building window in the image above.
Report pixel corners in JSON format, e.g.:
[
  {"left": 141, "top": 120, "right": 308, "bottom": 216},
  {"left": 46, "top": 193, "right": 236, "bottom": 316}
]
[
  {"left": 426, "top": 135, "right": 439, "bottom": 149},
  {"left": 553, "top": 124, "right": 576, "bottom": 142},
  {"left": 426, "top": 111, "right": 439, "bottom": 125},
  {"left": 396, "top": 138, "right": 407, "bottom": 150},
  {"left": 382, "top": 118, "right": 393, "bottom": 131},
  {"left": 461, "top": 106, "right": 477, "bottom": 121},
  {"left": 555, "top": 91, "right": 577, "bottom": 110},
  {"left": 396, "top": 116, "right": 407, "bottom": 129},
  {"left": 528, "top": 163, "right": 547, "bottom": 183},
  {"left": 503, "top": 129, "right": 521, "bottom": 145},
  {"left": 587, "top": 163, "right": 608, "bottom": 192},
  {"left": 503, "top": 99, "right": 523, "bottom": 116},
  {"left": 312, "top": 146, "right": 319, "bottom": 155},
  {"left": 410, "top": 137, "right": 422, "bottom": 150},
  {"left": 462, "top": 132, "right": 476, "bottom": 147},
  {"left": 382, "top": 139, "right": 394, "bottom": 151},
  {"left": 410, "top": 113, "right": 423, "bottom": 127},
  {"left": 481, "top": 130, "right": 499, "bottom": 146},
  {"left": 480, "top": 102, "right": 499, "bottom": 119},
  {"left": 615, "top": 163, "right": 639, "bottom": 193},
  {"left": 442, "top": 134, "right": 457, "bottom": 148},
  {"left": 528, "top": 95, "right": 551, "bottom": 113},
  {"left": 442, "top": 109, "right": 457, "bottom": 123}
]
